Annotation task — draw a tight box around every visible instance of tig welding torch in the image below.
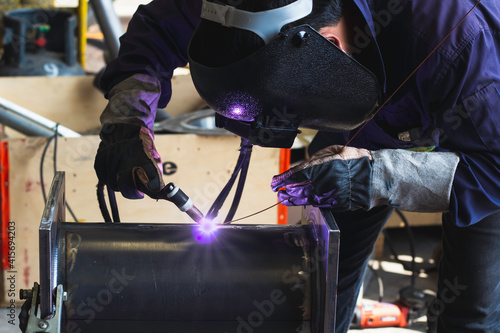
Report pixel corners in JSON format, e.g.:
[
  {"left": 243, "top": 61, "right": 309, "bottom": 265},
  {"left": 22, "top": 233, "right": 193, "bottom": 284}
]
[
  {"left": 152, "top": 182, "right": 205, "bottom": 223},
  {"left": 97, "top": 179, "right": 204, "bottom": 224}
]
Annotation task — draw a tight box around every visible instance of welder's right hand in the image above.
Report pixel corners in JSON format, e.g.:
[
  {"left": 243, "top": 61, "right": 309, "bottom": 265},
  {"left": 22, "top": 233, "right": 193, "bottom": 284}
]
[
  {"left": 94, "top": 73, "right": 165, "bottom": 199},
  {"left": 94, "top": 123, "right": 165, "bottom": 199}
]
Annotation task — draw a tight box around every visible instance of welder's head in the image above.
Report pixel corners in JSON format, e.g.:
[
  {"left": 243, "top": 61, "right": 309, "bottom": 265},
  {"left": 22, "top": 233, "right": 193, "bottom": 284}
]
[{"left": 188, "top": 0, "right": 381, "bottom": 148}]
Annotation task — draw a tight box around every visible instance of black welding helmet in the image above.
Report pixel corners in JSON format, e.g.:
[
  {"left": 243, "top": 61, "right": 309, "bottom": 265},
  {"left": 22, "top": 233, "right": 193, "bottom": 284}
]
[{"left": 188, "top": 0, "right": 381, "bottom": 148}]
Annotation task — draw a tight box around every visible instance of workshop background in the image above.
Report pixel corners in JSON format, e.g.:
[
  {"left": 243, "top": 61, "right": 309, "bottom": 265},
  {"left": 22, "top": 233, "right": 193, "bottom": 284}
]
[{"left": 0, "top": 0, "right": 443, "bottom": 332}]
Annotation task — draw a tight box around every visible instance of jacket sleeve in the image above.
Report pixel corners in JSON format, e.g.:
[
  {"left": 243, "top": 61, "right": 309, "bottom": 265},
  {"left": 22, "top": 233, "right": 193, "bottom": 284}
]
[
  {"left": 100, "top": 0, "right": 202, "bottom": 108},
  {"left": 435, "top": 27, "right": 500, "bottom": 227}
]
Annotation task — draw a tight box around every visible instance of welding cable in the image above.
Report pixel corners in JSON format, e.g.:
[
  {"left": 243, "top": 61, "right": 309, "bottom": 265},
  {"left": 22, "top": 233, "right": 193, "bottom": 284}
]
[
  {"left": 368, "top": 263, "right": 385, "bottom": 302},
  {"left": 205, "top": 138, "right": 252, "bottom": 222},
  {"left": 97, "top": 183, "right": 113, "bottom": 223},
  {"left": 383, "top": 209, "right": 417, "bottom": 287},
  {"left": 96, "top": 182, "right": 121, "bottom": 223},
  {"left": 397, "top": 209, "right": 417, "bottom": 286},
  {"left": 205, "top": 144, "right": 246, "bottom": 220},
  {"left": 107, "top": 185, "right": 120, "bottom": 222},
  {"left": 224, "top": 141, "right": 252, "bottom": 223}
]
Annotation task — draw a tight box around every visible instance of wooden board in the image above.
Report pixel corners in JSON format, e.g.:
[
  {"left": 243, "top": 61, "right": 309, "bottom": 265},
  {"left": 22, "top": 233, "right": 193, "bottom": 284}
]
[
  {"left": 0, "top": 76, "right": 107, "bottom": 135},
  {"left": 0, "top": 73, "right": 205, "bottom": 137},
  {"left": 2, "top": 134, "right": 280, "bottom": 304}
]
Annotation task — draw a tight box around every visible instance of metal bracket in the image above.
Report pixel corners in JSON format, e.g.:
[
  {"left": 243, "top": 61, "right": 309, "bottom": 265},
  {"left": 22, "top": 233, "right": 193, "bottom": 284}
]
[{"left": 23, "top": 283, "right": 66, "bottom": 333}]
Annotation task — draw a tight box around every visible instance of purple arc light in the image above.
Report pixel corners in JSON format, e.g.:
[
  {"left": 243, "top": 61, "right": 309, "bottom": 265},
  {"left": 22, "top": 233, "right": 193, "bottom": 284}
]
[
  {"left": 193, "top": 218, "right": 219, "bottom": 243},
  {"left": 232, "top": 107, "right": 243, "bottom": 115}
]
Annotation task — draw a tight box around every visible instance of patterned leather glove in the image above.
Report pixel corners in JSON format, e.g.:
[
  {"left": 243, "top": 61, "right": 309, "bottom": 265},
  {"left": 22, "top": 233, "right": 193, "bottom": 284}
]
[
  {"left": 272, "top": 145, "right": 460, "bottom": 212},
  {"left": 271, "top": 146, "right": 373, "bottom": 211},
  {"left": 94, "top": 73, "right": 164, "bottom": 199}
]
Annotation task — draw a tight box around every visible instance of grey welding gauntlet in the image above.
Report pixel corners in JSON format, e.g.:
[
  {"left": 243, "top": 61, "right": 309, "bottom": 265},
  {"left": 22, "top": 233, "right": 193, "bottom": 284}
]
[
  {"left": 272, "top": 145, "right": 460, "bottom": 213},
  {"left": 94, "top": 74, "right": 165, "bottom": 199}
]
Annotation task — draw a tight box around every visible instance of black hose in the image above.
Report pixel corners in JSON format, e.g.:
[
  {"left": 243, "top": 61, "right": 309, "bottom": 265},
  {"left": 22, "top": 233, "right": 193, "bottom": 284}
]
[
  {"left": 97, "top": 183, "right": 112, "bottom": 223},
  {"left": 383, "top": 209, "right": 418, "bottom": 286},
  {"left": 206, "top": 138, "right": 252, "bottom": 222},
  {"left": 368, "top": 263, "right": 384, "bottom": 302},
  {"left": 396, "top": 209, "right": 417, "bottom": 286},
  {"left": 107, "top": 185, "right": 120, "bottom": 223},
  {"left": 224, "top": 142, "right": 252, "bottom": 223}
]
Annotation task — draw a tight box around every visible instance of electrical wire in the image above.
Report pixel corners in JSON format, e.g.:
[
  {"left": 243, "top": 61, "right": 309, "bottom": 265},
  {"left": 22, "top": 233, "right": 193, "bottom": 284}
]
[
  {"left": 396, "top": 209, "right": 417, "bottom": 285},
  {"left": 39, "top": 124, "right": 79, "bottom": 222},
  {"left": 368, "top": 263, "right": 384, "bottom": 302},
  {"left": 107, "top": 185, "right": 120, "bottom": 223},
  {"left": 383, "top": 209, "right": 417, "bottom": 287},
  {"left": 97, "top": 183, "right": 113, "bottom": 223},
  {"left": 205, "top": 138, "right": 252, "bottom": 223},
  {"left": 40, "top": 135, "right": 55, "bottom": 203},
  {"left": 224, "top": 141, "right": 252, "bottom": 223}
]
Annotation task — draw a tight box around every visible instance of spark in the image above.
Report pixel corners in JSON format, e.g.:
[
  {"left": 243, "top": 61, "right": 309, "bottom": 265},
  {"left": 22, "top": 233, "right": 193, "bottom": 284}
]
[{"left": 193, "top": 218, "right": 219, "bottom": 243}]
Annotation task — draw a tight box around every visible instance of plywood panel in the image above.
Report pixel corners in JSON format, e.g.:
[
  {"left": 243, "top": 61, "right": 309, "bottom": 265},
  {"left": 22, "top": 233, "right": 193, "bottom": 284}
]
[
  {"left": 0, "top": 76, "right": 106, "bottom": 135},
  {"left": 0, "top": 73, "right": 205, "bottom": 137}
]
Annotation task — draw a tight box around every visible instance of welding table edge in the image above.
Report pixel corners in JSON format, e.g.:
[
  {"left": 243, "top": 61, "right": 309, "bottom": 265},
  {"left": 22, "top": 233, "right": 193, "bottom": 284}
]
[{"left": 39, "top": 172, "right": 340, "bottom": 332}]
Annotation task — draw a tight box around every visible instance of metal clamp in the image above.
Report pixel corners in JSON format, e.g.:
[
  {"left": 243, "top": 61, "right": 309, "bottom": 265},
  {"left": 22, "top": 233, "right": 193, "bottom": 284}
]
[{"left": 22, "top": 283, "right": 66, "bottom": 333}]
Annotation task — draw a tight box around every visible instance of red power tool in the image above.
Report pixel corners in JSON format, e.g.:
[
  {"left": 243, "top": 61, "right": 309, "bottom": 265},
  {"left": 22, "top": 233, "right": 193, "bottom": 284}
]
[
  {"left": 351, "top": 286, "right": 436, "bottom": 329},
  {"left": 351, "top": 302, "right": 410, "bottom": 328}
]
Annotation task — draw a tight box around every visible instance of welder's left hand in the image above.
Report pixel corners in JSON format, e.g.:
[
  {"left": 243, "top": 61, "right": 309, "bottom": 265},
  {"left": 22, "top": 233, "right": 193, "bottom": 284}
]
[
  {"left": 272, "top": 145, "right": 461, "bottom": 213},
  {"left": 271, "top": 145, "right": 373, "bottom": 211}
]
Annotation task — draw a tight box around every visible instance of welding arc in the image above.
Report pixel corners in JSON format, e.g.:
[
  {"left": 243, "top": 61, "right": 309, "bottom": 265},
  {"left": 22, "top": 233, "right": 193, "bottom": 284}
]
[{"left": 344, "top": 0, "right": 482, "bottom": 148}]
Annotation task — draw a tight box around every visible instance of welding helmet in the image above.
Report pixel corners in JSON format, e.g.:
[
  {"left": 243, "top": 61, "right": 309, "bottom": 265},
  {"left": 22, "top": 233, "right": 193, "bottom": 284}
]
[{"left": 188, "top": 0, "right": 381, "bottom": 148}]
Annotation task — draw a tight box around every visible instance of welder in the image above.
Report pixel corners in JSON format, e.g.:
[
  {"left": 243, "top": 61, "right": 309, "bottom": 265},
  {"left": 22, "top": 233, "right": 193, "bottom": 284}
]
[{"left": 93, "top": 0, "right": 500, "bottom": 332}]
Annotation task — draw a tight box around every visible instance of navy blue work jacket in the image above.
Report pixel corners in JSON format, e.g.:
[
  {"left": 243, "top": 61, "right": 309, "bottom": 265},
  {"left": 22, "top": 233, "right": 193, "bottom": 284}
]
[{"left": 101, "top": 0, "right": 500, "bottom": 227}]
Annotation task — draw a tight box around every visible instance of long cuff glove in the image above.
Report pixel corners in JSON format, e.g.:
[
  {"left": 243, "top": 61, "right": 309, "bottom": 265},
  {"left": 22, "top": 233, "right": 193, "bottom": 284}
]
[
  {"left": 271, "top": 145, "right": 460, "bottom": 213},
  {"left": 94, "top": 74, "right": 165, "bottom": 199}
]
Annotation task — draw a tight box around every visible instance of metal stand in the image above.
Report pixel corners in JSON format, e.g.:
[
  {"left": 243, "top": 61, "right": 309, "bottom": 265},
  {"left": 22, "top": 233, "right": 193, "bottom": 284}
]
[
  {"left": 88, "top": 0, "right": 123, "bottom": 61},
  {"left": 23, "top": 172, "right": 340, "bottom": 333}
]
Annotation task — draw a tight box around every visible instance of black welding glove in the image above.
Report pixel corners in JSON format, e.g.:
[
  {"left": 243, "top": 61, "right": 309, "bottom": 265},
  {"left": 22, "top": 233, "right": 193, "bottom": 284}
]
[
  {"left": 95, "top": 123, "right": 164, "bottom": 199},
  {"left": 272, "top": 145, "right": 460, "bottom": 212},
  {"left": 94, "top": 74, "right": 165, "bottom": 199},
  {"left": 272, "top": 145, "right": 373, "bottom": 210}
]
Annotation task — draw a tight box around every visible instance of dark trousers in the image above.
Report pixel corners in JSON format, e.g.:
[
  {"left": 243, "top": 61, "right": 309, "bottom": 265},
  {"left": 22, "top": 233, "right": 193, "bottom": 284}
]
[{"left": 332, "top": 207, "right": 500, "bottom": 333}]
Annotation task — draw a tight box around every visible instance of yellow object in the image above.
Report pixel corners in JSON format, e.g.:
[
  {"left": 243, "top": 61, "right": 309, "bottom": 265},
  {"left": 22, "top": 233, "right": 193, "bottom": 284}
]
[{"left": 77, "top": 0, "right": 87, "bottom": 68}]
